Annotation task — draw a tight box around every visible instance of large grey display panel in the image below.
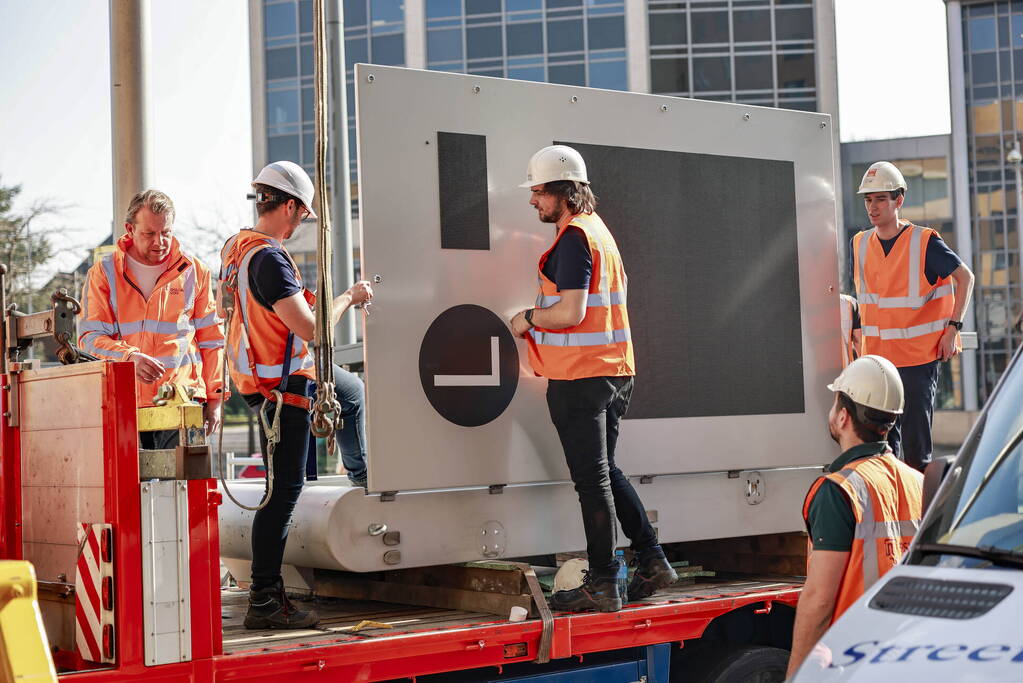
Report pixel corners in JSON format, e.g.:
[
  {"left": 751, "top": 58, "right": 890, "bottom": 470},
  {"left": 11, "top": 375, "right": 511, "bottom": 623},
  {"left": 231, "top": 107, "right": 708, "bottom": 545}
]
[
  {"left": 558, "top": 142, "right": 803, "bottom": 418},
  {"left": 356, "top": 65, "right": 842, "bottom": 493}
]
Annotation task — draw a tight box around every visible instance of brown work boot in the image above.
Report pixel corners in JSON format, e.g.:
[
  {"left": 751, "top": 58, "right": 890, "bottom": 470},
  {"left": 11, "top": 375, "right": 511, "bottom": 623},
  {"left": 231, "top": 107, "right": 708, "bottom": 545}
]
[
  {"left": 627, "top": 547, "right": 678, "bottom": 602},
  {"left": 549, "top": 566, "right": 622, "bottom": 613},
  {"left": 244, "top": 580, "right": 319, "bottom": 629}
]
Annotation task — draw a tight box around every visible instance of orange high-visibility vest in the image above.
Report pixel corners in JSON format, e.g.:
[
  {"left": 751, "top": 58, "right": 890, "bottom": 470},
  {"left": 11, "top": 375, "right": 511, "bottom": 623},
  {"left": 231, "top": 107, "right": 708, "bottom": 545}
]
[
  {"left": 526, "top": 212, "right": 635, "bottom": 380},
  {"left": 840, "top": 294, "right": 856, "bottom": 367},
  {"left": 802, "top": 451, "right": 923, "bottom": 624},
  {"left": 78, "top": 234, "right": 225, "bottom": 408},
  {"left": 852, "top": 222, "right": 960, "bottom": 367},
  {"left": 219, "top": 230, "right": 315, "bottom": 398}
]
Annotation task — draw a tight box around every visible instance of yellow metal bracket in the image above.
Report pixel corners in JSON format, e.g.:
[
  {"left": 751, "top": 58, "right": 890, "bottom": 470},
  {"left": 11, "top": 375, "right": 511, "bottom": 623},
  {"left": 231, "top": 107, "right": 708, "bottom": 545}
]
[{"left": 0, "top": 561, "right": 57, "bottom": 682}]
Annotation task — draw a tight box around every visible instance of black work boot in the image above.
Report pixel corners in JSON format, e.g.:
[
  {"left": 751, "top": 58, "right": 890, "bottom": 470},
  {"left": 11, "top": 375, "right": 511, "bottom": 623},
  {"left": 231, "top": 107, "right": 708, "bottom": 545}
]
[
  {"left": 627, "top": 547, "right": 678, "bottom": 602},
  {"left": 549, "top": 566, "right": 622, "bottom": 613},
  {"left": 244, "top": 580, "right": 320, "bottom": 629}
]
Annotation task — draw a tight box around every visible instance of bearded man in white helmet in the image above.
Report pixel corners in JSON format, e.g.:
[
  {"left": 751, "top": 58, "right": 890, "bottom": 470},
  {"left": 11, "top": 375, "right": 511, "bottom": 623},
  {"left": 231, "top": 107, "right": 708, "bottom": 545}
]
[
  {"left": 786, "top": 355, "right": 924, "bottom": 678},
  {"left": 219, "top": 160, "right": 373, "bottom": 629},
  {"left": 509, "top": 145, "right": 676, "bottom": 613},
  {"left": 850, "top": 161, "right": 974, "bottom": 472}
]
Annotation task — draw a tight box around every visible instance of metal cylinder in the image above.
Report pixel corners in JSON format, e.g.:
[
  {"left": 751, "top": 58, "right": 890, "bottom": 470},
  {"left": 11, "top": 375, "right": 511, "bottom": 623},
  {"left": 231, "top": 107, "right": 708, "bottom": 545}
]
[{"left": 109, "top": 0, "right": 152, "bottom": 239}]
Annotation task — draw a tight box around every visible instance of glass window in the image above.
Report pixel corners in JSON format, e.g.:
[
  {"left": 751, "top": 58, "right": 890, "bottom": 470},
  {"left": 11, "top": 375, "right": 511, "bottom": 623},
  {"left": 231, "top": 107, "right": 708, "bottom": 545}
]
[
  {"left": 970, "top": 16, "right": 997, "bottom": 51},
  {"left": 428, "top": 28, "right": 463, "bottom": 62},
  {"left": 649, "top": 12, "right": 686, "bottom": 46},
  {"left": 302, "top": 131, "right": 314, "bottom": 166},
  {"left": 973, "top": 101, "right": 1002, "bottom": 134},
  {"left": 299, "top": 0, "right": 313, "bottom": 33},
  {"left": 588, "top": 15, "right": 625, "bottom": 50},
  {"left": 507, "top": 22, "right": 543, "bottom": 55},
  {"left": 372, "top": 33, "right": 404, "bottom": 65},
  {"left": 693, "top": 56, "right": 731, "bottom": 92},
  {"left": 265, "top": 3, "right": 297, "bottom": 38},
  {"left": 344, "top": 0, "right": 368, "bottom": 27},
  {"left": 508, "top": 0, "right": 542, "bottom": 9},
  {"left": 266, "top": 47, "right": 298, "bottom": 80},
  {"left": 650, "top": 57, "right": 689, "bottom": 94},
  {"left": 269, "top": 134, "right": 301, "bottom": 163},
  {"left": 547, "top": 0, "right": 582, "bottom": 8},
  {"left": 774, "top": 8, "right": 814, "bottom": 41},
  {"left": 776, "top": 53, "right": 815, "bottom": 88},
  {"left": 691, "top": 11, "right": 729, "bottom": 44},
  {"left": 267, "top": 89, "right": 301, "bottom": 129},
  {"left": 548, "top": 19, "right": 584, "bottom": 52},
  {"left": 733, "top": 9, "right": 771, "bottom": 42},
  {"left": 371, "top": 0, "right": 403, "bottom": 24},
  {"left": 427, "top": 0, "right": 461, "bottom": 18},
  {"left": 346, "top": 37, "right": 368, "bottom": 71},
  {"left": 549, "top": 63, "right": 585, "bottom": 85},
  {"left": 302, "top": 86, "right": 314, "bottom": 123},
  {"left": 508, "top": 66, "right": 545, "bottom": 81},
  {"left": 972, "top": 52, "right": 999, "bottom": 84},
  {"left": 735, "top": 54, "right": 773, "bottom": 90},
  {"left": 589, "top": 59, "right": 627, "bottom": 90},
  {"left": 466, "top": 0, "right": 501, "bottom": 15},
  {"left": 1013, "top": 15, "right": 1023, "bottom": 47},
  {"left": 467, "top": 25, "right": 503, "bottom": 59},
  {"left": 300, "top": 43, "right": 314, "bottom": 76}
]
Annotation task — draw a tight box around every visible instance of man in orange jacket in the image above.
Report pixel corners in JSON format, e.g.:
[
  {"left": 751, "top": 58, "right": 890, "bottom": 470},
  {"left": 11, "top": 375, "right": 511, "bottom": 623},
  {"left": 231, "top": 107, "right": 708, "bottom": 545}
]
[
  {"left": 510, "top": 145, "right": 675, "bottom": 613},
  {"left": 787, "top": 355, "right": 923, "bottom": 677},
  {"left": 851, "top": 161, "right": 974, "bottom": 471},
  {"left": 79, "top": 189, "right": 225, "bottom": 446}
]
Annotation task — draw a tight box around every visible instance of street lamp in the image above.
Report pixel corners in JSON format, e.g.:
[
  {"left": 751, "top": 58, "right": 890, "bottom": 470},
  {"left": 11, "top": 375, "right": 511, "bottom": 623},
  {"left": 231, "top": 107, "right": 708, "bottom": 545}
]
[{"left": 1009, "top": 140, "right": 1023, "bottom": 326}]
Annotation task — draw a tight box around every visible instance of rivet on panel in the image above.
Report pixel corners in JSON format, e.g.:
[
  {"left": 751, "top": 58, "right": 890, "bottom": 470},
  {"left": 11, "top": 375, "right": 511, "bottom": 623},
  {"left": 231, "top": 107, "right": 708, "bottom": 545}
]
[
  {"left": 366, "top": 74, "right": 375, "bottom": 83},
  {"left": 743, "top": 113, "right": 751, "bottom": 121},
  {"left": 383, "top": 550, "right": 401, "bottom": 565},
  {"left": 368, "top": 523, "right": 387, "bottom": 536},
  {"left": 820, "top": 122, "right": 827, "bottom": 129},
  {"left": 660, "top": 104, "right": 669, "bottom": 112},
  {"left": 473, "top": 85, "right": 481, "bottom": 94},
  {"left": 570, "top": 95, "right": 578, "bottom": 103}
]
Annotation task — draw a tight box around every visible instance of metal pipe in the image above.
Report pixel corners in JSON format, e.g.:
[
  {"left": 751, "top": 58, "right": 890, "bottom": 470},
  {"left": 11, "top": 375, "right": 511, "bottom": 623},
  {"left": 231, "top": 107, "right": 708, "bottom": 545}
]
[
  {"left": 1011, "top": 142, "right": 1023, "bottom": 334},
  {"left": 109, "top": 0, "right": 152, "bottom": 239},
  {"left": 328, "top": 0, "right": 356, "bottom": 345}
]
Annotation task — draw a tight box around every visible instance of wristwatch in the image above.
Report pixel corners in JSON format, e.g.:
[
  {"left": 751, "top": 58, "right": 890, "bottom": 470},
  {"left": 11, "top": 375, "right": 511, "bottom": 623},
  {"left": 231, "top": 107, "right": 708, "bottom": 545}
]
[
  {"left": 524, "top": 308, "right": 535, "bottom": 326},
  {"left": 948, "top": 320, "right": 963, "bottom": 331}
]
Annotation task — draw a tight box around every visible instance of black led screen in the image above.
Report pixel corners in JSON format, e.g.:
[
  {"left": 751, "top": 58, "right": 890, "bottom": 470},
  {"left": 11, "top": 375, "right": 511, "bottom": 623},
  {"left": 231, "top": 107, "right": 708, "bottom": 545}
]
[
  {"left": 557, "top": 141, "right": 805, "bottom": 418},
  {"left": 437, "top": 132, "right": 490, "bottom": 250}
]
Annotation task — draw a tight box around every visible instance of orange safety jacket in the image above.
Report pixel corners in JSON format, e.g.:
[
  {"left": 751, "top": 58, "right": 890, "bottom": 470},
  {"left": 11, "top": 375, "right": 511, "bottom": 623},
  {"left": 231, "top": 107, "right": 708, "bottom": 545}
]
[
  {"left": 852, "top": 222, "right": 960, "bottom": 367},
  {"left": 802, "top": 450, "right": 923, "bottom": 624},
  {"left": 526, "top": 212, "right": 635, "bottom": 380},
  {"left": 78, "top": 234, "right": 225, "bottom": 408},
  {"left": 219, "top": 230, "right": 315, "bottom": 403}
]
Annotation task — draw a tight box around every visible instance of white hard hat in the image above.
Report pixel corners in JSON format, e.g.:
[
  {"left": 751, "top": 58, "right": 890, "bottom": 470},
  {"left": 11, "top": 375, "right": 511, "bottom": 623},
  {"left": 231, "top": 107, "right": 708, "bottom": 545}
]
[
  {"left": 253, "top": 160, "right": 316, "bottom": 218},
  {"left": 519, "top": 145, "right": 589, "bottom": 188},
  {"left": 827, "top": 354, "right": 904, "bottom": 414},
  {"left": 553, "top": 558, "right": 588, "bottom": 593},
  {"left": 857, "top": 161, "right": 907, "bottom": 195}
]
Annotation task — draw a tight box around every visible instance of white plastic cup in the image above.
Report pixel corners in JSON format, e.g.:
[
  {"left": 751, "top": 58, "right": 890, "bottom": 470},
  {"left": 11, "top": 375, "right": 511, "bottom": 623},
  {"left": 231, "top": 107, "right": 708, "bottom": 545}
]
[{"left": 509, "top": 606, "right": 528, "bottom": 622}]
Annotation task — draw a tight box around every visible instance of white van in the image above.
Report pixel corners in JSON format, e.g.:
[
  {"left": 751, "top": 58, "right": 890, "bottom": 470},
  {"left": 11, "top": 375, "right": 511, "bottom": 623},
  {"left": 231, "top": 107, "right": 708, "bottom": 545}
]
[{"left": 792, "top": 344, "right": 1023, "bottom": 681}]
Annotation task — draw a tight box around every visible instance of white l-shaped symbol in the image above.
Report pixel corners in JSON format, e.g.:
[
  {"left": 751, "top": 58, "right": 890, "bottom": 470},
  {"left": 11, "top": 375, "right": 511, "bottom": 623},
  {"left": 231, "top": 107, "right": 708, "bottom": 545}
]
[{"left": 434, "top": 336, "right": 501, "bottom": 387}]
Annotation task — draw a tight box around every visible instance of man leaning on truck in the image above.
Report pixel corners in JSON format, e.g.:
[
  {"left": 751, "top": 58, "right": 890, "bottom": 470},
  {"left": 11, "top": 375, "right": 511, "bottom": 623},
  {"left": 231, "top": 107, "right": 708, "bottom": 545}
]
[
  {"left": 78, "top": 189, "right": 226, "bottom": 446},
  {"left": 509, "top": 145, "right": 676, "bottom": 613},
  {"left": 850, "top": 161, "right": 974, "bottom": 472},
  {"left": 786, "top": 355, "right": 923, "bottom": 677}
]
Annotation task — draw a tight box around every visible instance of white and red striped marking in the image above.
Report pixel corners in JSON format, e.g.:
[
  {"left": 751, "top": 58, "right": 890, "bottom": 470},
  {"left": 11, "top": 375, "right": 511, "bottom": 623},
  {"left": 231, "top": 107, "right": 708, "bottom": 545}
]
[{"left": 76, "top": 523, "right": 114, "bottom": 663}]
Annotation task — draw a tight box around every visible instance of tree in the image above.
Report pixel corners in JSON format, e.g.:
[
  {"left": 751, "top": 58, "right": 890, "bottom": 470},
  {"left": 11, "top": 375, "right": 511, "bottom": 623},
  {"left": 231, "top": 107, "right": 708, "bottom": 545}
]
[{"left": 0, "top": 178, "right": 62, "bottom": 313}]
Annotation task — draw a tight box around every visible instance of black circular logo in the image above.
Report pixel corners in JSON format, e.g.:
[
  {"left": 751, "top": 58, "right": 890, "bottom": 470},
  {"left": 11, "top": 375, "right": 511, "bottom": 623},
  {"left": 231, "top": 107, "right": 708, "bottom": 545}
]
[{"left": 419, "top": 304, "right": 520, "bottom": 427}]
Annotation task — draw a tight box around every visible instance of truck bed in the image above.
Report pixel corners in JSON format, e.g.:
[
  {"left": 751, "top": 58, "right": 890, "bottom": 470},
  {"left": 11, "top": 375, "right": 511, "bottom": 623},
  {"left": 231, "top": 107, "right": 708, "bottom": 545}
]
[{"left": 217, "top": 576, "right": 803, "bottom": 681}]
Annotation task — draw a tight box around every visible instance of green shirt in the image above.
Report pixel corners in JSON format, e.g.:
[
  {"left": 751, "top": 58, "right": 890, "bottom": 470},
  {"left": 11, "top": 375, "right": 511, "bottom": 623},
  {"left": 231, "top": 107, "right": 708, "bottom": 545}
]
[{"left": 806, "top": 442, "right": 890, "bottom": 552}]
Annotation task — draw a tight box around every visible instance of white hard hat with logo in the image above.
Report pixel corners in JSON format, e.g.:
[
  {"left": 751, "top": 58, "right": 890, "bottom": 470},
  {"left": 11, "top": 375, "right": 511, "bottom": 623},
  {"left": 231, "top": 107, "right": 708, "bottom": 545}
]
[
  {"left": 857, "top": 161, "right": 907, "bottom": 195},
  {"left": 253, "top": 160, "right": 317, "bottom": 218},
  {"left": 552, "top": 558, "right": 589, "bottom": 592},
  {"left": 827, "top": 354, "right": 904, "bottom": 414},
  {"left": 519, "top": 145, "right": 589, "bottom": 188}
]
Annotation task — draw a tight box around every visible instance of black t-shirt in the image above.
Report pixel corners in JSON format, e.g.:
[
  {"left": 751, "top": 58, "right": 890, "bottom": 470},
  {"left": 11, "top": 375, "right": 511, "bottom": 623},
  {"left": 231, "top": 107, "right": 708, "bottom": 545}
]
[
  {"left": 848, "top": 226, "right": 962, "bottom": 288},
  {"left": 248, "top": 247, "right": 303, "bottom": 310},
  {"left": 541, "top": 227, "right": 592, "bottom": 291}
]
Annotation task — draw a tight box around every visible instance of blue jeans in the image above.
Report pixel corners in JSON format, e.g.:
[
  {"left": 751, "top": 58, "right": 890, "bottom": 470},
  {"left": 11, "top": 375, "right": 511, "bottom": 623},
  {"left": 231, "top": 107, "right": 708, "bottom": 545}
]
[{"left": 309, "top": 364, "right": 367, "bottom": 485}]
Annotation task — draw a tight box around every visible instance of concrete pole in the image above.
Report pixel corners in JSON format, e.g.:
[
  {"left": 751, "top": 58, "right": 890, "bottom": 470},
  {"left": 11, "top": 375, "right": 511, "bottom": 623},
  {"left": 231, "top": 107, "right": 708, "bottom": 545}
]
[
  {"left": 327, "top": 0, "right": 356, "bottom": 345},
  {"left": 109, "top": 0, "right": 152, "bottom": 239},
  {"left": 946, "top": 0, "right": 980, "bottom": 411},
  {"left": 1011, "top": 142, "right": 1023, "bottom": 331}
]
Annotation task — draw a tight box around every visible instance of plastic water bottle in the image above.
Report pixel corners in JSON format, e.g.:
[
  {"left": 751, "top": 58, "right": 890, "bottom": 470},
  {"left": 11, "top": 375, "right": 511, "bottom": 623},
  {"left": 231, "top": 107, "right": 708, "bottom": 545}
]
[{"left": 615, "top": 549, "right": 628, "bottom": 601}]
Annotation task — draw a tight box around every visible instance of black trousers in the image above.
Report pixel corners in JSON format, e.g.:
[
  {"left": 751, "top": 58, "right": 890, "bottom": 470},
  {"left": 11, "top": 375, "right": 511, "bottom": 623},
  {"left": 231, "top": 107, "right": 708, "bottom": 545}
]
[
  {"left": 546, "top": 376, "right": 658, "bottom": 574},
  {"left": 243, "top": 375, "right": 311, "bottom": 591},
  {"left": 887, "top": 360, "right": 939, "bottom": 472},
  {"left": 139, "top": 429, "right": 180, "bottom": 450}
]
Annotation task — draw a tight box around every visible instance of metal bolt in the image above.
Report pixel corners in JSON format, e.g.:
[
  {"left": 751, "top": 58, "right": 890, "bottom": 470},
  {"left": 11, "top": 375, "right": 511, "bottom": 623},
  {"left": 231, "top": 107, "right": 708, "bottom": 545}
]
[
  {"left": 373, "top": 274, "right": 382, "bottom": 283},
  {"left": 570, "top": 95, "right": 578, "bottom": 103},
  {"left": 2, "top": 412, "right": 10, "bottom": 419},
  {"left": 368, "top": 523, "right": 387, "bottom": 536},
  {"left": 820, "top": 121, "right": 827, "bottom": 129},
  {"left": 366, "top": 74, "right": 375, "bottom": 83},
  {"left": 473, "top": 85, "right": 481, "bottom": 94},
  {"left": 660, "top": 104, "right": 669, "bottom": 112},
  {"left": 743, "top": 113, "right": 751, "bottom": 121},
  {"left": 828, "top": 285, "right": 835, "bottom": 292}
]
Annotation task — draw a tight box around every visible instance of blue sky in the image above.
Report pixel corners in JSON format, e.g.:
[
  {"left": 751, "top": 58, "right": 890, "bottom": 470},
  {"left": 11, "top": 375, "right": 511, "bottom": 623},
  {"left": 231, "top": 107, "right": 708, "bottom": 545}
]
[{"left": 0, "top": 0, "right": 950, "bottom": 278}]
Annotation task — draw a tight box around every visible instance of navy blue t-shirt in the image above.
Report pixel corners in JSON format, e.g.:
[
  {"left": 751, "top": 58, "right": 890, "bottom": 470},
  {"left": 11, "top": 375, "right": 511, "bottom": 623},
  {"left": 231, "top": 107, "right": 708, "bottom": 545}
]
[
  {"left": 248, "top": 247, "right": 303, "bottom": 310},
  {"left": 541, "top": 227, "right": 592, "bottom": 291},
  {"left": 848, "top": 226, "right": 962, "bottom": 288}
]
